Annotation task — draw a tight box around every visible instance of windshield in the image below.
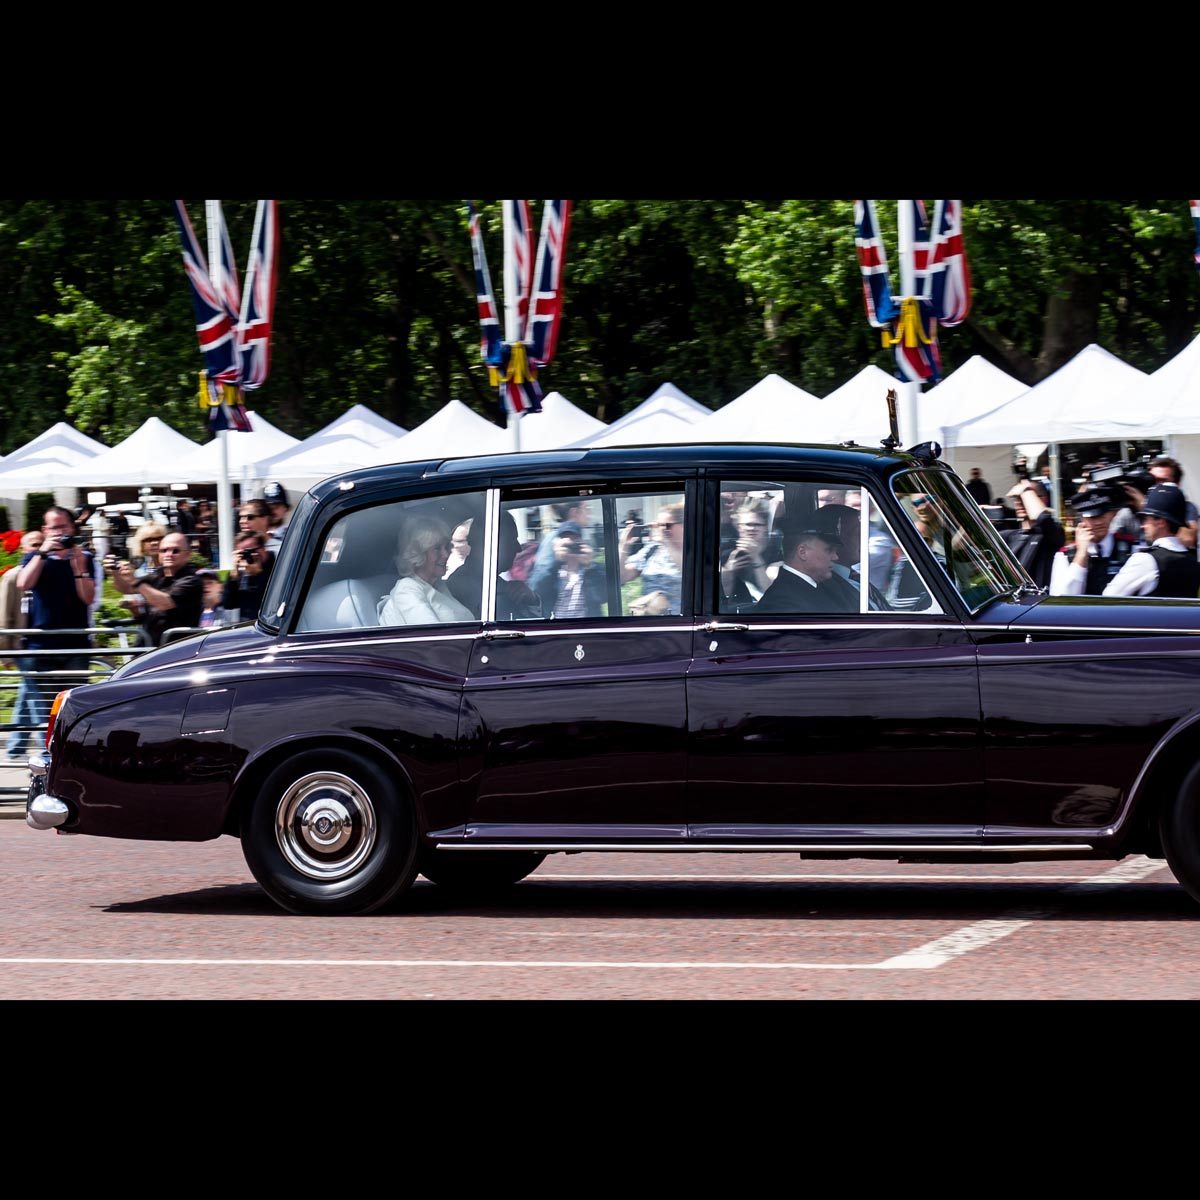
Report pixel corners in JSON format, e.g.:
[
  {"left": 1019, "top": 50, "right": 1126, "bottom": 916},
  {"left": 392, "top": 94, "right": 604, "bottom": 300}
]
[
  {"left": 258, "top": 490, "right": 318, "bottom": 633},
  {"left": 893, "top": 469, "right": 1033, "bottom": 611}
]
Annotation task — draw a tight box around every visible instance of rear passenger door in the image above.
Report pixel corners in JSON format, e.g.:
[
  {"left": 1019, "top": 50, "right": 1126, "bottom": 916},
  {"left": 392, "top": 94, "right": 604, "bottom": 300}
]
[
  {"left": 459, "top": 477, "right": 696, "bottom": 840},
  {"left": 686, "top": 474, "right": 985, "bottom": 839}
]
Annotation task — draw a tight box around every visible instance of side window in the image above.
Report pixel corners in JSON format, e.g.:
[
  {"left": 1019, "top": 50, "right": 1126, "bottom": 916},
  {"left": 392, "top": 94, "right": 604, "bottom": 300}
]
[
  {"left": 716, "top": 479, "right": 939, "bottom": 616},
  {"left": 499, "top": 485, "right": 687, "bottom": 621},
  {"left": 295, "top": 490, "right": 487, "bottom": 632}
]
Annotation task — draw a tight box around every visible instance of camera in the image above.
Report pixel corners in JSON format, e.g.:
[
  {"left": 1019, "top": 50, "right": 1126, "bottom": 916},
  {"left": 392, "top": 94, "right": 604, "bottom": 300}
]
[
  {"left": 238, "top": 548, "right": 259, "bottom": 564},
  {"left": 1088, "top": 457, "right": 1156, "bottom": 495},
  {"left": 59, "top": 534, "right": 87, "bottom": 548}
]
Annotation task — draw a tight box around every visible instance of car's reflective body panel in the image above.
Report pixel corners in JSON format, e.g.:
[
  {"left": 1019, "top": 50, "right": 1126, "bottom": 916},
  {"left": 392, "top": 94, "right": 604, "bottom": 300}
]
[{"left": 38, "top": 443, "right": 1200, "bottom": 870}]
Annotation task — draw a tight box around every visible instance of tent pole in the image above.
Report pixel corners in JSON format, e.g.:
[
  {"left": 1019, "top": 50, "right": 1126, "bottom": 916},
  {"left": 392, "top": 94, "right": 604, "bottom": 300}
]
[{"left": 1049, "top": 442, "right": 1062, "bottom": 521}]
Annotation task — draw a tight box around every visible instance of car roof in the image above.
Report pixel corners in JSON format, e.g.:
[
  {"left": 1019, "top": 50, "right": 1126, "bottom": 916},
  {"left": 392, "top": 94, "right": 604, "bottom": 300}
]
[{"left": 307, "top": 441, "right": 938, "bottom": 504}]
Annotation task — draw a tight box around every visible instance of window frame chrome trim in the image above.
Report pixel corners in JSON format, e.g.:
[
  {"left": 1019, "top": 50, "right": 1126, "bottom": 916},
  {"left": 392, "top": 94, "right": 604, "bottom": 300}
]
[{"left": 480, "top": 486, "right": 500, "bottom": 624}]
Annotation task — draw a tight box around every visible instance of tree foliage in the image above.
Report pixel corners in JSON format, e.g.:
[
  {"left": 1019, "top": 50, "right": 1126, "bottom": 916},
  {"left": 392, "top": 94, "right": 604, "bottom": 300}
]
[{"left": 1, "top": 198, "right": 1197, "bottom": 453}]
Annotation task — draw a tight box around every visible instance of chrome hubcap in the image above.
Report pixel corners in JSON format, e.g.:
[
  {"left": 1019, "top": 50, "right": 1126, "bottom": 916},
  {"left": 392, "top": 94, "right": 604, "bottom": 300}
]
[{"left": 275, "top": 771, "right": 377, "bottom": 881}]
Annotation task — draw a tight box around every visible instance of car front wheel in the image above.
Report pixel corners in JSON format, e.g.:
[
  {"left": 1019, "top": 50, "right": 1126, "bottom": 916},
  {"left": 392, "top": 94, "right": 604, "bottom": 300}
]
[{"left": 242, "top": 748, "right": 417, "bottom": 915}]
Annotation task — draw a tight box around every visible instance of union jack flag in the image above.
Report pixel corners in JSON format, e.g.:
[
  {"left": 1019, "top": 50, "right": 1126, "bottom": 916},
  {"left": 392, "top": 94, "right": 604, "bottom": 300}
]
[
  {"left": 238, "top": 199, "right": 279, "bottom": 391},
  {"left": 504, "top": 199, "right": 535, "bottom": 343},
  {"left": 174, "top": 200, "right": 239, "bottom": 387},
  {"left": 1191, "top": 200, "right": 1200, "bottom": 269},
  {"left": 926, "top": 199, "right": 972, "bottom": 325},
  {"left": 854, "top": 199, "right": 898, "bottom": 327},
  {"left": 526, "top": 200, "right": 573, "bottom": 366},
  {"left": 894, "top": 200, "right": 941, "bottom": 384},
  {"left": 467, "top": 201, "right": 503, "bottom": 366}
]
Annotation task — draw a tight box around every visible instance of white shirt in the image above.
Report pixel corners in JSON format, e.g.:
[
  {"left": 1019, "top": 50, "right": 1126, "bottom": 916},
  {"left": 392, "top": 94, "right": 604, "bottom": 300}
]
[
  {"left": 1103, "top": 536, "right": 1187, "bottom": 598},
  {"left": 378, "top": 574, "right": 475, "bottom": 626},
  {"left": 1049, "top": 530, "right": 1119, "bottom": 597}
]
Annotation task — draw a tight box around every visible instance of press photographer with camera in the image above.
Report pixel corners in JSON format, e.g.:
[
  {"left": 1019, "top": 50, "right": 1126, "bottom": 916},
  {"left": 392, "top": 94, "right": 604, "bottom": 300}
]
[
  {"left": 1002, "top": 479, "right": 1064, "bottom": 590},
  {"left": 1109, "top": 456, "right": 1200, "bottom": 553},
  {"left": 108, "top": 531, "right": 203, "bottom": 646},
  {"left": 15, "top": 506, "right": 96, "bottom": 721},
  {"left": 222, "top": 531, "right": 274, "bottom": 622}
]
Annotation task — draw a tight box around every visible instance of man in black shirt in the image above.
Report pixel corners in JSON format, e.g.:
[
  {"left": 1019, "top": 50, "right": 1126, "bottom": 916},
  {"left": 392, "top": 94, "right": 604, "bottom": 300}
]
[
  {"left": 223, "top": 531, "right": 274, "bottom": 622},
  {"left": 1002, "top": 480, "right": 1065, "bottom": 590},
  {"left": 110, "top": 531, "right": 203, "bottom": 645},
  {"left": 965, "top": 468, "right": 991, "bottom": 507}
]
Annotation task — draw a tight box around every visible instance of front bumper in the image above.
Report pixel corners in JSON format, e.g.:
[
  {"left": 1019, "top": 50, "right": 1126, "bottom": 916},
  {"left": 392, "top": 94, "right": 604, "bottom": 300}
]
[{"left": 26, "top": 752, "right": 68, "bottom": 830}]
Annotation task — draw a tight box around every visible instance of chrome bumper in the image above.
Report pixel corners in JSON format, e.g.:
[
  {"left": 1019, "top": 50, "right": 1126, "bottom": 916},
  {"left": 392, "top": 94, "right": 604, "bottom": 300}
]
[{"left": 26, "top": 752, "right": 69, "bottom": 830}]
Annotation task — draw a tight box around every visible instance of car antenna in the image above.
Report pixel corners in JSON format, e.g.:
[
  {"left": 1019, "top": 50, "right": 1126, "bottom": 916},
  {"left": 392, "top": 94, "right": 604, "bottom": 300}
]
[{"left": 880, "top": 387, "right": 900, "bottom": 452}]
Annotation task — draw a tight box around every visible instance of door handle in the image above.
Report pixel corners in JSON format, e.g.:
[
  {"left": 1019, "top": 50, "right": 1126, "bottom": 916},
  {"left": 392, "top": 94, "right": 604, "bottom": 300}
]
[
  {"left": 702, "top": 621, "right": 749, "bottom": 633},
  {"left": 482, "top": 629, "right": 526, "bottom": 640}
]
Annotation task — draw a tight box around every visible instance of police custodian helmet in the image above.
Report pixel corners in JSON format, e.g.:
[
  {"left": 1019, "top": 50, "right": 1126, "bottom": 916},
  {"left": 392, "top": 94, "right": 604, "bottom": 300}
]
[{"left": 1139, "top": 483, "right": 1189, "bottom": 527}]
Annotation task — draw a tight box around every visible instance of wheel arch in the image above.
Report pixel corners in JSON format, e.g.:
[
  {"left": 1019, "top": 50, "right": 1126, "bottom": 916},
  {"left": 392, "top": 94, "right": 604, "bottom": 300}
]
[
  {"left": 1120, "top": 712, "right": 1200, "bottom": 855},
  {"left": 221, "top": 732, "right": 419, "bottom": 838}
]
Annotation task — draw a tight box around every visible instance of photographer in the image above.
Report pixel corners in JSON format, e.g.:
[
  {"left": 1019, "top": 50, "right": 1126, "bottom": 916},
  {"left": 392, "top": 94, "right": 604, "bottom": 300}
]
[
  {"left": 1102, "top": 484, "right": 1200, "bottom": 598},
  {"left": 108, "top": 532, "right": 203, "bottom": 646},
  {"left": 15, "top": 506, "right": 96, "bottom": 722},
  {"left": 1050, "top": 484, "right": 1140, "bottom": 596},
  {"left": 1121, "top": 456, "right": 1199, "bottom": 552},
  {"left": 223, "top": 531, "right": 275, "bottom": 623},
  {"left": 1002, "top": 479, "right": 1064, "bottom": 589},
  {"left": 535, "top": 533, "right": 605, "bottom": 619}
]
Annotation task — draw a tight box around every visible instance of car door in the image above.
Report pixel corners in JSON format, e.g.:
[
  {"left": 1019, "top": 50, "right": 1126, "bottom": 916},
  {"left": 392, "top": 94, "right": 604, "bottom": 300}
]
[
  {"left": 283, "top": 484, "right": 488, "bottom": 839},
  {"left": 686, "top": 472, "right": 986, "bottom": 841},
  {"left": 458, "top": 477, "right": 696, "bottom": 841}
]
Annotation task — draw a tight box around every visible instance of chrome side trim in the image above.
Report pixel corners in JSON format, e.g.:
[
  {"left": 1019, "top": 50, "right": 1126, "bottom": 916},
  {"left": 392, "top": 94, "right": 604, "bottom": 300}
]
[
  {"left": 438, "top": 842, "right": 1095, "bottom": 853},
  {"left": 974, "top": 623, "right": 1200, "bottom": 636}
]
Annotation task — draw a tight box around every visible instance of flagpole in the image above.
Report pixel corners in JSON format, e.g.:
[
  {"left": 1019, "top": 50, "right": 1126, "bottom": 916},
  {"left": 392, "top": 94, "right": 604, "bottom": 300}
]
[
  {"left": 897, "top": 200, "right": 919, "bottom": 448},
  {"left": 502, "top": 201, "right": 521, "bottom": 453},
  {"left": 206, "top": 200, "right": 234, "bottom": 571}
]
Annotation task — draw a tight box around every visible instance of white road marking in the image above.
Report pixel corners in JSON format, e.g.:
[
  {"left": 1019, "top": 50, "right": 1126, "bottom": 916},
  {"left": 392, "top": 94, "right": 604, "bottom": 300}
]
[
  {"left": 877, "top": 855, "right": 1167, "bottom": 970},
  {"left": 0, "top": 857, "right": 1170, "bottom": 975}
]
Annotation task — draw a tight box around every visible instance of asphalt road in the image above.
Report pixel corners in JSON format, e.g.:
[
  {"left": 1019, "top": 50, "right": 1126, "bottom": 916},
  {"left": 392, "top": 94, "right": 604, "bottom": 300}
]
[{"left": 6, "top": 820, "right": 1200, "bottom": 999}]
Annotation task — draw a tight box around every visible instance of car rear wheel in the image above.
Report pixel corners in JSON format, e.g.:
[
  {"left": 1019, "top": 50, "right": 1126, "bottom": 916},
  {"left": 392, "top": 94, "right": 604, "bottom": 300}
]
[
  {"left": 1159, "top": 760, "right": 1200, "bottom": 908},
  {"left": 242, "top": 748, "right": 417, "bottom": 915},
  {"left": 418, "top": 850, "right": 545, "bottom": 892}
]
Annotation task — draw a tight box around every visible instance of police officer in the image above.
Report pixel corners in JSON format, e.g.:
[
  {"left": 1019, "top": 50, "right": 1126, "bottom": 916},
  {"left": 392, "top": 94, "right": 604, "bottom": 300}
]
[
  {"left": 1103, "top": 484, "right": 1200, "bottom": 598},
  {"left": 1049, "top": 484, "right": 1139, "bottom": 596}
]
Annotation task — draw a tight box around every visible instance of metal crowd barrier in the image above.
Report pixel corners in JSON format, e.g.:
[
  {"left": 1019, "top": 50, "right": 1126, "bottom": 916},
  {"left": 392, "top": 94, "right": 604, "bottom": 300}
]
[{"left": 0, "top": 624, "right": 204, "bottom": 800}]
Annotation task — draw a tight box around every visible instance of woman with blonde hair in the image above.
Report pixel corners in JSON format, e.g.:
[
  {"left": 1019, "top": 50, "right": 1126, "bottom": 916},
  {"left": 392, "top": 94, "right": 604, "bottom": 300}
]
[
  {"left": 378, "top": 515, "right": 476, "bottom": 626},
  {"left": 618, "top": 499, "right": 686, "bottom": 615},
  {"left": 130, "top": 521, "right": 167, "bottom": 580}
]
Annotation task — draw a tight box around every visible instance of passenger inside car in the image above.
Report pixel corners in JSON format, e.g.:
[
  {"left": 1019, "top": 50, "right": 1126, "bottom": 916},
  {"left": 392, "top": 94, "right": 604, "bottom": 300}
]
[{"left": 378, "top": 515, "right": 476, "bottom": 626}]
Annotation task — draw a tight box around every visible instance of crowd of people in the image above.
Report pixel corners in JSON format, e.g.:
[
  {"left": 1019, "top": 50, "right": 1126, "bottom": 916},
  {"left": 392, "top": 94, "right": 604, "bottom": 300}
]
[
  {"left": 1, "top": 484, "right": 294, "bottom": 761},
  {"left": 969, "top": 456, "right": 1200, "bottom": 599}
]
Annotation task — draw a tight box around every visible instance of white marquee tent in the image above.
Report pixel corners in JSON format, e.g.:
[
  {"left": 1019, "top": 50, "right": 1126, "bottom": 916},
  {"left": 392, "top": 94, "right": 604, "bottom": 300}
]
[
  {"left": 172, "top": 412, "right": 300, "bottom": 484},
  {"left": 363, "top": 399, "right": 508, "bottom": 466},
  {"left": 59, "top": 417, "right": 201, "bottom": 488},
  {"left": 314, "top": 404, "right": 408, "bottom": 442},
  {"left": 2, "top": 421, "right": 108, "bottom": 465},
  {"left": 689, "top": 373, "right": 821, "bottom": 443},
  {"left": 1124, "top": 332, "right": 1200, "bottom": 493},
  {"left": 514, "top": 391, "right": 605, "bottom": 451}
]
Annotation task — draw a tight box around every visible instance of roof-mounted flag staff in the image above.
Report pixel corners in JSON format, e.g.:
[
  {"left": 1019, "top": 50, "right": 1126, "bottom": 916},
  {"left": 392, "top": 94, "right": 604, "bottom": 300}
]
[{"left": 467, "top": 199, "right": 573, "bottom": 449}]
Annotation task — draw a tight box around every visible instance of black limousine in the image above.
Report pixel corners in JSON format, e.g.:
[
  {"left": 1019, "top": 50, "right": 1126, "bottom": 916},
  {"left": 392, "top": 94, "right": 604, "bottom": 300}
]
[{"left": 26, "top": 441, "right": 1200, "bottom": 915}]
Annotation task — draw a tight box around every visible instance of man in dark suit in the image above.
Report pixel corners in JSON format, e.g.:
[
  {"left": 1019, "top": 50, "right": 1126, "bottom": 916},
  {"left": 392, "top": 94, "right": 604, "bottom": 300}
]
[{"left": 754, "top": 526, "right": 855, "bottom": 614}]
